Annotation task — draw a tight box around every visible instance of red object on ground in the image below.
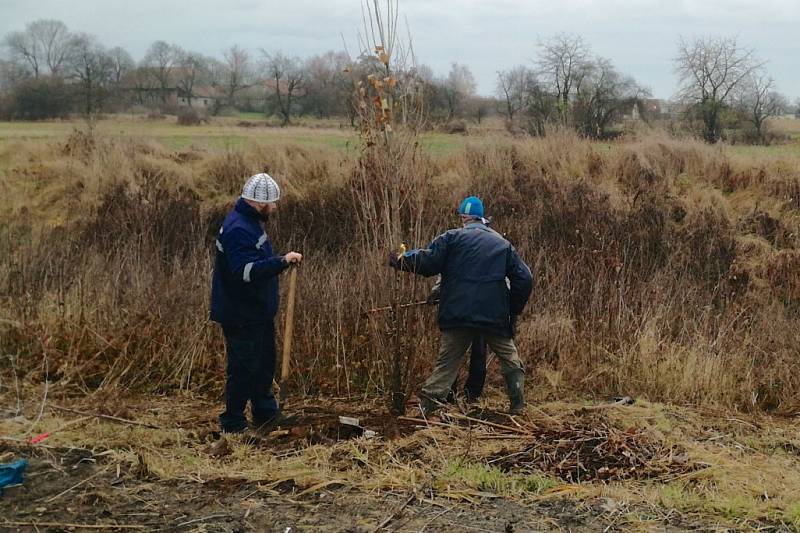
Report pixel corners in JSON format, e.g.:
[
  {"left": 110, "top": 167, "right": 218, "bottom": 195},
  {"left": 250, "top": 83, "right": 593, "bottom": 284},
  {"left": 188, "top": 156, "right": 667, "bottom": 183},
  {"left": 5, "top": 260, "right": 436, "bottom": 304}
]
[{"left": 30, "top": 433, "right": 49, "bottom": 445}]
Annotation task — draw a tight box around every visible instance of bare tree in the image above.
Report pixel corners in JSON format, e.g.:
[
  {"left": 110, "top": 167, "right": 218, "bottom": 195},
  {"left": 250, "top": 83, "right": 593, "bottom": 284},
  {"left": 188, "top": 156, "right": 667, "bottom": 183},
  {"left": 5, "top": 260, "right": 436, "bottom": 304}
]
[
  {"left": 68, "top": 33, "right": 113, "bottom": 116},
  {"left": 221, "top": 45, "right": 252, "bottom": 110},
  {"left": 205, "top": 56, "right": 226, "bottom": 87},
  {"left": 734, "top": 74, "right": 787, "bottom": 144},
  {"left": 261, "top": 51, "right": 305, "bottom": 125},
  {"left": 175, "top": 51, "right": 207, "bottom": 107},
  {"left": 30, "top": 20, "right": 73, "bottom": 76},
  {"left": 107, "top": 46, "right": 134, "bottom": 87},
  {"left": 574, "top": 57, "right": 648, "bottom": 139},
  {"left": 674, "top": 35, "right": 763, "bottom": 143},
  {"left": 537, "top": 33, "right": 591, "bottom": 122},
  {"left": 104, "top": 47, "right": 134, "bottom": 111},
  {"left": 143, "top": 40, "right": 181, "bottom": 105},
  {"left": 441, "top": 62, "right": 476, "bottom": 119},
  {"left": 496, "top": 66, "right": 537, "bottom": 121},
  {"left": 4, "top": 30, "right": 41, "bottom": 78},
  {"left": 4, "top": 19, "right": 74, "bottom": 78},
  {"left": 303, "top": 51, "right": 350, "bottom": 118}
]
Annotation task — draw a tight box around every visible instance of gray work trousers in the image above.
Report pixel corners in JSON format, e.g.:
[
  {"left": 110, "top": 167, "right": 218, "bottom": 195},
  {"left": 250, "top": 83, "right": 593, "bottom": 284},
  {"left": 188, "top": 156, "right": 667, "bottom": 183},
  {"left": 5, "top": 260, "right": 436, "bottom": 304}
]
[{"left": 421, "top": 329, "right": 523, "bottom": 402}]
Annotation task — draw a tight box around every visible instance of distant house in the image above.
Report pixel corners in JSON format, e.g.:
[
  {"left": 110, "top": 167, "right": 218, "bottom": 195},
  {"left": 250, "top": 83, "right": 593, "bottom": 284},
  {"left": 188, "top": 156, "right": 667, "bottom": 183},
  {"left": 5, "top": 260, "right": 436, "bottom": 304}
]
[
  {"left": 640, "top": 98, "right": 661, "bottom": 118},
  {"left": 620, "top": 98, "right": 665, "bottom": 121},
  {"left": 177, "top": 86, "right": 225, "bottom": 109}
]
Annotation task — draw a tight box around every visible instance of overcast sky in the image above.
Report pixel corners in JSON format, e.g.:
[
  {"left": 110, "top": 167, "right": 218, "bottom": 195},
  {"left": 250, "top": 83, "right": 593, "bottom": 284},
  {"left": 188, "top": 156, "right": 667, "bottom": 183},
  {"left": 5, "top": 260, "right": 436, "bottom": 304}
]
[{"left": 1, "top": 0, "right": 798, "bottom": 100}]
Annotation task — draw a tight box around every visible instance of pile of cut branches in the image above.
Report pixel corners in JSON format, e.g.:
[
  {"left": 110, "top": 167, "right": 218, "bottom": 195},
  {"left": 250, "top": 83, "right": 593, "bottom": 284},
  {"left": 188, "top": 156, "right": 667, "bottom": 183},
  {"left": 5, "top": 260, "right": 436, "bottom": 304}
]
[{"left": 488, "top": 413, "right": 696, "bottom": 482}]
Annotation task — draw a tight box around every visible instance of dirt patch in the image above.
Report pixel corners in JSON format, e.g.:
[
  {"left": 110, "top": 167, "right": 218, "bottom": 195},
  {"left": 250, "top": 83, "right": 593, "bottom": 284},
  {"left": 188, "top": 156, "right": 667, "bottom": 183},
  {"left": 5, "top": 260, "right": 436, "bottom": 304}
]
[
  {"left": 2, "top": 393, "right": 796, "bottom": 530},
  {"left": 1, "top": 444, "right": 700, "bottom": 532}
]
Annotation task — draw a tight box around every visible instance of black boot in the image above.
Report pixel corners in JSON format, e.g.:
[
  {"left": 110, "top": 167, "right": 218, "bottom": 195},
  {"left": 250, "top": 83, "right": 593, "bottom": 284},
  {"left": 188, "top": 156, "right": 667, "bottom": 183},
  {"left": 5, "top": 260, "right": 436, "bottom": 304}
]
[
  {"left": 419, "top": 395, "right": 438, "bottom": 418},
  {"left": 463, "top": 388, "right": 481, "bottom": 404},
  {"left": 504, "top": 368, "right": 525, "bottom": 415}
]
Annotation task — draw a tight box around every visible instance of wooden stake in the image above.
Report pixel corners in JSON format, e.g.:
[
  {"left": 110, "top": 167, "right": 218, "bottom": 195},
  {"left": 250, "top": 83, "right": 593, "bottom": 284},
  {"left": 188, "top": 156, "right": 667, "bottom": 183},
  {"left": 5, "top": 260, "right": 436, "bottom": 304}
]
[{"left": 280, "top": 266, "right": 298, "bottom": 402}]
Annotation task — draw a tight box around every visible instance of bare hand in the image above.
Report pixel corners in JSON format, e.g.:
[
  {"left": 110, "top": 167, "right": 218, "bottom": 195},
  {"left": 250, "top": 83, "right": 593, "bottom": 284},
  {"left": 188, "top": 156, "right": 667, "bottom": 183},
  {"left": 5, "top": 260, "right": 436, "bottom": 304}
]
[{"left": 284, "top": 251, "right": 303, "bottom": 265}]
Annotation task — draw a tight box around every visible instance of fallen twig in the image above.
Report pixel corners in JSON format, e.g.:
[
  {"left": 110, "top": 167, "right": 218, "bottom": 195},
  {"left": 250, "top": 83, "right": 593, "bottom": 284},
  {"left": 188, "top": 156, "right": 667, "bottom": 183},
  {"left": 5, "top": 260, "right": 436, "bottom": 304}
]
[
  {"left": 46, "top": 466, "right": 108, "bottom": 503},
  {"left": 475, "top": 434, "right": 528, "bottom": 440},
  {"left": 1, "top": 521, "right": 145, "bottom": 530},
  {"left": 295, "top": 479, "right": 347, "bottom": 498},
  {"left": 417, "top": 503, "right": 456, "bottom": 530},
  {"left": 175, "top": 514, "right": 230, "bottom": 528},
  {"left": 443, "top": 412, "right": 532, "bottom": 436},
  {"left": 398, "top": 416, "right": 461, "bottom": 429},
  {"left": 372, "top": 492, "right": 416, "bottom": 532},
  {"left": 51, "top": 404, "right": 161, "bottom": 430}
]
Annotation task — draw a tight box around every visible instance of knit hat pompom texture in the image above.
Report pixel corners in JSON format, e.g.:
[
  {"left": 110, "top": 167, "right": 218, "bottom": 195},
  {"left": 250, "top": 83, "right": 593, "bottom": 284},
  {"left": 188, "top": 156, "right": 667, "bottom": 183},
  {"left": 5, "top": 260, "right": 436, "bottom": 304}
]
[
  {"left": 458, "top": 196, "right": 484, "bottom": 218},
  {"left": 242, "top": 173, "right": 280, "bottom": 203}
]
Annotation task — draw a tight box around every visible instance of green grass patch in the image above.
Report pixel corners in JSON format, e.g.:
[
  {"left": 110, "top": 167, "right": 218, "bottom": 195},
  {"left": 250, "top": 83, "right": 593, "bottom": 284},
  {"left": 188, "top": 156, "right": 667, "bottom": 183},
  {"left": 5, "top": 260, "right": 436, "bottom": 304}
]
[
  {"left": 785, "top": 503, "right": 800, "bottom": 527},
  {"left": 441, "top": 460, "right": 556, "bottom": 496},
  {"left": 237, "top": 111, "right": 264, "bottom": 121},
  {"left": 728, "top": 142, "right": 800, "bottom": 158},
  {"left": 420, "top": 133, "right": 468, "bottom": 155}
]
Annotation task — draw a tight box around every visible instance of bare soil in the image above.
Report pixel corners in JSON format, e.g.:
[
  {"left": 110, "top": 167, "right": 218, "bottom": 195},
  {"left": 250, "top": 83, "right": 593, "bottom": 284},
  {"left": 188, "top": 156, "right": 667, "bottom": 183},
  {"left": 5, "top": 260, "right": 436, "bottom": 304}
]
[
  {"left": 2, "top": 442, "right": 705, "bottom": 532},
  {"left": 1, "top": 392, "right": 794, "bottom": 531}
]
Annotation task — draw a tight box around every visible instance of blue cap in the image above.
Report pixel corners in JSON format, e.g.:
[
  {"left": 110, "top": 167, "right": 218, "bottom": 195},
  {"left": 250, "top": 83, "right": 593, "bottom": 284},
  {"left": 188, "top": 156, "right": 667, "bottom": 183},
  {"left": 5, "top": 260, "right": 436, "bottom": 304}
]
[{"left": 458, "top": 196, "right": 484, "bottom": 218}]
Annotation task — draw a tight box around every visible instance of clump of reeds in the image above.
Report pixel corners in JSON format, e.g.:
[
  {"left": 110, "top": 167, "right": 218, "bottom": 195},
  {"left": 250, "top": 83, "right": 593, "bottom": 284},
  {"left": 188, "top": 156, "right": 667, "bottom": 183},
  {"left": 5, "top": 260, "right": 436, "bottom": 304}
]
[{"left": 2, "top": 116, "right": 800, "bottom": 411}]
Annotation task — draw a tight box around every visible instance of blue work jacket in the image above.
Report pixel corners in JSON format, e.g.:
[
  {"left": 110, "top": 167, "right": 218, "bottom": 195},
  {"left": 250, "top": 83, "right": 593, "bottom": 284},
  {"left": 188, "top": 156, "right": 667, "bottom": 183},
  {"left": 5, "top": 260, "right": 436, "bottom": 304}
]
[
  {"left": 399, "top": 222, "right": 532, "bottom": 336},
  {"left": 210, "top": 199, "right": 288, "bottom": 326}
]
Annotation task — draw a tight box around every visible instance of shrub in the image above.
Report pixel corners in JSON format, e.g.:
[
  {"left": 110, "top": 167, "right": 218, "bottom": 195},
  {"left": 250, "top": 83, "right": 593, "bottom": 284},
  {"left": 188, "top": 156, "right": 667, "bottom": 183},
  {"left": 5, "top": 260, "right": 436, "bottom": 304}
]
[
  {"left": 176, "top": 107, "right": 205, "bottom": 126},
  {"left": 5, "top": 76, "right": 72, "bottom": 120}
]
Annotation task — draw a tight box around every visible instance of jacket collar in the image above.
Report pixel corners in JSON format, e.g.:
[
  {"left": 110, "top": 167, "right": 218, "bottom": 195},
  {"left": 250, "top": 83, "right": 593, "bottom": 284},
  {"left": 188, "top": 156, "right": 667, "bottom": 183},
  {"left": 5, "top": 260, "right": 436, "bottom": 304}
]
[
  {"left": 464, "top": 221, "right": 487, "bottom": 230},
  {"left": 234, "top": 198, "right": 261, "bottom": 221}
]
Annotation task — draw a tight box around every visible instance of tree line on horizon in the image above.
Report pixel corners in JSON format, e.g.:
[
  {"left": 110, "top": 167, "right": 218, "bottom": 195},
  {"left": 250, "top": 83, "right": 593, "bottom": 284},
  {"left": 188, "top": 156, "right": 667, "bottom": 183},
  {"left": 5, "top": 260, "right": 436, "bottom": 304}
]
[{"left": 0, "top": 19, "right": 796, "bottom": 143}]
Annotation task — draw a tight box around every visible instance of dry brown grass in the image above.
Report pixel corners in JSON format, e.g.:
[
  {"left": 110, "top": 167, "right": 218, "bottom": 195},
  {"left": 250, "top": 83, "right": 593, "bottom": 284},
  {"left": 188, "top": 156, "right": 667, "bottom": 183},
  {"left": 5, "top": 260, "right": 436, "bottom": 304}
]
[
  {"left": 2, "top": 127, "right": 800, "bottom": 412},
  {"left": 3, "top": 388, "right": 800, "bottom": 528}
]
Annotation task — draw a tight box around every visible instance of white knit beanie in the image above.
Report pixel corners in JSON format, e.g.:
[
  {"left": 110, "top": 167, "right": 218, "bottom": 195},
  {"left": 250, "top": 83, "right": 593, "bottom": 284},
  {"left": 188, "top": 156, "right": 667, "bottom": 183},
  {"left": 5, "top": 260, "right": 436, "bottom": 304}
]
[{"left": 241, "top": 173, "right": 281, "bottom": 203}]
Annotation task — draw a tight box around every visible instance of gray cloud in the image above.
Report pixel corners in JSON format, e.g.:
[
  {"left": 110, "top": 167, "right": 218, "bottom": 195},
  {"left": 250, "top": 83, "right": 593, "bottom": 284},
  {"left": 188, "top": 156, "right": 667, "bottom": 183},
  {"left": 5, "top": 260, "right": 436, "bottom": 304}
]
[{"left": 0, "top": 0, "right": 797, "bottom": 99}]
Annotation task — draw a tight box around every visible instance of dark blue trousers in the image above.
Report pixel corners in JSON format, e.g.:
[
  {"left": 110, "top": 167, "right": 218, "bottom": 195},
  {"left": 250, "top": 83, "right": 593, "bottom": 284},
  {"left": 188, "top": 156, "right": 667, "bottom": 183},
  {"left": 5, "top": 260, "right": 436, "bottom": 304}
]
[{"left": 219, "top": 322, "right": 279, "bottom": 433}]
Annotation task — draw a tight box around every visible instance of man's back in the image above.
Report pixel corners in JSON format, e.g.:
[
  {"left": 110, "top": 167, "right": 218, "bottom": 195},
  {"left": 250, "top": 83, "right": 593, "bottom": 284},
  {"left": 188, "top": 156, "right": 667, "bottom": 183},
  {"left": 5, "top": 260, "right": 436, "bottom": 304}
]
[{"left": 400, "top": 221, "right": 532, "bottom": 337}]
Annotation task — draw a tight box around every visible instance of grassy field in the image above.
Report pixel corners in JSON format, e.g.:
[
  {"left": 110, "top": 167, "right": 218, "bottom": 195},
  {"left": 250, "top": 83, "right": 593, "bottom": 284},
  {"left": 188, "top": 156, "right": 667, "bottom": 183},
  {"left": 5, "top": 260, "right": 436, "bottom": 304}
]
[
  {"left": 0, "top": 115, "right": 472, "bottom": 157},
  {"left": 2, "top": 115, "right": 797, "bottom": 163}
]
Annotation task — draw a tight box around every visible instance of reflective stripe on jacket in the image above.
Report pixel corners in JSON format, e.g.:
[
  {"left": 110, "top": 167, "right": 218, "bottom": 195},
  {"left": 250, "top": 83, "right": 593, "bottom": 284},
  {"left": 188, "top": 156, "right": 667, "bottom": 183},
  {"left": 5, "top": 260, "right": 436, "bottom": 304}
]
[{"left": 210, "top": 198, "right": 288, "bottom": 326}]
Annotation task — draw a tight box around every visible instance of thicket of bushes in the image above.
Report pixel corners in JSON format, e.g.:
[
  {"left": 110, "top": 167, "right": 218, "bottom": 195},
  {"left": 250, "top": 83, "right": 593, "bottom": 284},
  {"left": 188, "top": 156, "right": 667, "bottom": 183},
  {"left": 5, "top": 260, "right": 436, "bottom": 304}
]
[{"left": 2, "top": 129, "right": 800, "bottom": 411}]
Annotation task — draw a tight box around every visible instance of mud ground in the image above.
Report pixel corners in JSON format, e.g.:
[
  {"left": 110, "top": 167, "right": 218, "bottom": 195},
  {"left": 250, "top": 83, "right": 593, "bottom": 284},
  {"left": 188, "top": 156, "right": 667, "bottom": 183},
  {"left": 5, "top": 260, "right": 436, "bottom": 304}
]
[{"left": 1, "top": 442, "right": 704, "bottom": 532}]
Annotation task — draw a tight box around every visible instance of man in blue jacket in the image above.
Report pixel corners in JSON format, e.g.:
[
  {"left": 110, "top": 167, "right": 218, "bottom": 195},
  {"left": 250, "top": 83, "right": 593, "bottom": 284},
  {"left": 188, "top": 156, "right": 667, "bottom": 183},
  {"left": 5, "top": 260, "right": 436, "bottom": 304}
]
[
  {"left": 210, "top": 173, "right": 302, "bottom": 434},
  {"left": 390, "top": 196, "right": 533, "bottom": 416}
]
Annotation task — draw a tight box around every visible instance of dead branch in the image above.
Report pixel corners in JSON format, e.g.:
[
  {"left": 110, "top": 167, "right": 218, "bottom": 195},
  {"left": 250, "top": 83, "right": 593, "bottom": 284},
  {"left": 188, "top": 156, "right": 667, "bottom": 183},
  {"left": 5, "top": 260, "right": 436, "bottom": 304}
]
[
  {"left": 1, "top": 521, "right": 145, "bottom": 530},
  {"left": 372, "top": 492, "right": 416, "bottom": 532},
  {"left": 45, "top": 466, "right": 109, "bottom": 502},
  {"left": 50, "top": 404, "right": 162, "bottom": 429}
]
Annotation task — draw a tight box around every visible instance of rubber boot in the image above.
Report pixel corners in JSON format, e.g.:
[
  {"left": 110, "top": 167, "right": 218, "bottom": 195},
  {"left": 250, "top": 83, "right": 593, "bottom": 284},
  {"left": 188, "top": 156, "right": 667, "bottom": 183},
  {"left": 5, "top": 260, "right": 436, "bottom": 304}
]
[
  {"left": 419, "top": 395, "right": 438, "bottom": 418},
  {"left": 504, "top": 368, "right": 525, "bottom": 415},
  {"left": 463, "top": 388, "right": 480, "bottom": 404}
]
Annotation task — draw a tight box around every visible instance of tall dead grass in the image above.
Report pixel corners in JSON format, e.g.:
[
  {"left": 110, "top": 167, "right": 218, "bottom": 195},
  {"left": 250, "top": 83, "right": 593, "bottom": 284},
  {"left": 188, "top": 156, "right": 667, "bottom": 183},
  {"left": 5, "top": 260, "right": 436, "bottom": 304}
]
[{"left": 2, "top": 128, "right": 800, "bottom": 411}]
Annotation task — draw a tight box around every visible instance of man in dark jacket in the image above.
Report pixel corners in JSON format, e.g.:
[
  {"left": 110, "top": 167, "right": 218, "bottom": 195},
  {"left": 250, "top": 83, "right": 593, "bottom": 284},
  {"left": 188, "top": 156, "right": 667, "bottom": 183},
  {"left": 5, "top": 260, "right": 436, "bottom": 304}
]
[
  {"left": 210, "top": 173, "right": 302, "bottom": 434},
  {"left": 390, "top": 196, "right": 532, "bottom": 415}
]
